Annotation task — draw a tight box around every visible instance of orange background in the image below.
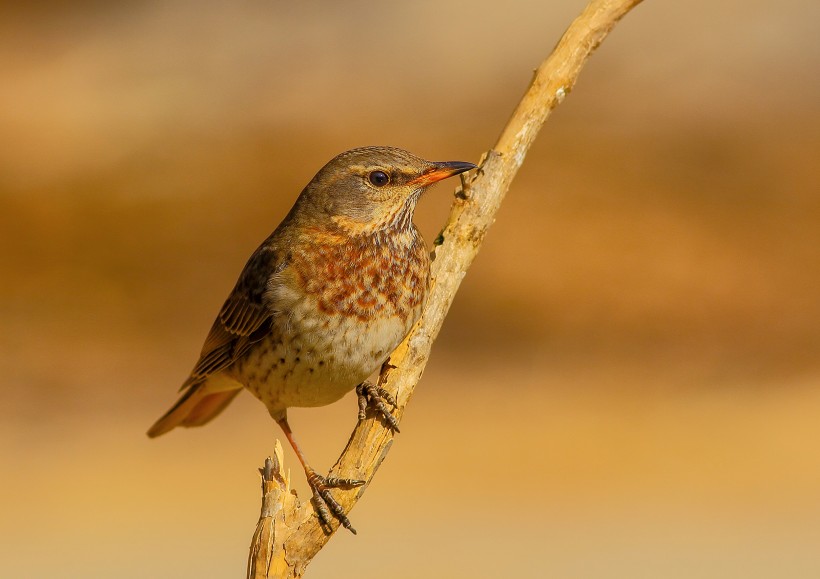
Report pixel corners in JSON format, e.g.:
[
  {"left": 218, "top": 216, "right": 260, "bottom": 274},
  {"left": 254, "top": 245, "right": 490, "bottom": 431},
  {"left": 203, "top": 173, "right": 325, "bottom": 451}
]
[{"left": 2, "top": 1, "right": 819, "bottom": 577}]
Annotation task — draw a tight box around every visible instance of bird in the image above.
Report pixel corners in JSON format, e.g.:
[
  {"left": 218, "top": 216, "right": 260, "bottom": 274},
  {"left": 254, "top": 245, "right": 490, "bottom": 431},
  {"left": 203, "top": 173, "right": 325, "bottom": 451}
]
[{"left": 147, "top": 146, "right": 475, "bottom": 533}]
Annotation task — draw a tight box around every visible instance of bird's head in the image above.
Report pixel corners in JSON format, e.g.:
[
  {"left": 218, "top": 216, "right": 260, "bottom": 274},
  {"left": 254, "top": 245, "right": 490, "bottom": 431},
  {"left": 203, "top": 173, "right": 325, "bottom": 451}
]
[{"left": 294, "top": 146, "right": 475, "bottom": 236}]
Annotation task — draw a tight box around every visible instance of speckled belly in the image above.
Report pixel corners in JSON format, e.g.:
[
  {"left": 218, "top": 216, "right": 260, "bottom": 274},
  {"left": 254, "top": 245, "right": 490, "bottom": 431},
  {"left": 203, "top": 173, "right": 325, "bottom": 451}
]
[{"left": 229, "top": 296, "right": 417, "bottom": 416}]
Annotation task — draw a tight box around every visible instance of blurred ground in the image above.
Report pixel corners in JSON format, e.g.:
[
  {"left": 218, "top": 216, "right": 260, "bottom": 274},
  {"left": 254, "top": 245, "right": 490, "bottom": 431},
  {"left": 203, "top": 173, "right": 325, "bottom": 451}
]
[{"left": 1, "top": 1, "right": 819, "bottom": 577}]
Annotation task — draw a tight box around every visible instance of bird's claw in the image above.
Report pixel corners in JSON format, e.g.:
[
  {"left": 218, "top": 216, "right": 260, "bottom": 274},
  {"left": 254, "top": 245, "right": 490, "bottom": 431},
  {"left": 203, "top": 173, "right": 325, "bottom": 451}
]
[
  {"left": 307, "top": 469, "right": 364, "bottom": 534},
  {"left": 356, "top": 381, "right": 400, "bottom": 432}
]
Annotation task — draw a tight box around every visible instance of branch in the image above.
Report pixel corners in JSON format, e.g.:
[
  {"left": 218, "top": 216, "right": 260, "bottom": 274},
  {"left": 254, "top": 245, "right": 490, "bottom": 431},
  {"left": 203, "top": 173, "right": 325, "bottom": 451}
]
[{"left": 247, "top": 1, "right": 643, "bottom": 576}]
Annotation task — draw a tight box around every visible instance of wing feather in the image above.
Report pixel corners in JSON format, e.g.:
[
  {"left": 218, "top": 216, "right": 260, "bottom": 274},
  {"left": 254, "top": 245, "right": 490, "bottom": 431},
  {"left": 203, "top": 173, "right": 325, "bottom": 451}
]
[{"left": 183, "top": 244, "right": 284, "bottom": 389}]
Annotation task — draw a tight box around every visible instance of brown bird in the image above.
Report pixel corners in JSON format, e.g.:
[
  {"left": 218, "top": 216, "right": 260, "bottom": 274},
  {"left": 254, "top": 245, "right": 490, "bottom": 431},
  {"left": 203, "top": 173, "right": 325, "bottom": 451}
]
[{"left": 148, "top": 146, "right": 474, "bottom": 532}]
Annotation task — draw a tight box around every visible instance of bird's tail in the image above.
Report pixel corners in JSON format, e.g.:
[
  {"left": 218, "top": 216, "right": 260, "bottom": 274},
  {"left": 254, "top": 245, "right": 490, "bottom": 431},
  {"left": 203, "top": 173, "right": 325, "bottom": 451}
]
[{"left": 147, "top": 382, "right": 242, "bottom": 438}]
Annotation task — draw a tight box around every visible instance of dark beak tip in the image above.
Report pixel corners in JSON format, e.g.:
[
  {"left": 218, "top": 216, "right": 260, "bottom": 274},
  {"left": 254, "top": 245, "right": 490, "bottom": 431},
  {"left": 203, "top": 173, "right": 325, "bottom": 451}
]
[{"left": 439, "top": 161, "right": 477, "bottom": 174}]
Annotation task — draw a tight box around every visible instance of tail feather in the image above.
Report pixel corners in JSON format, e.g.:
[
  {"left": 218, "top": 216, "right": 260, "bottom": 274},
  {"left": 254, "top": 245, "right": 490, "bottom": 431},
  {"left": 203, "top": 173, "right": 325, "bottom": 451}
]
[
  {"left": 147, "top": 383, "right": 242, "bottom": 438},
  {"left": 182, "top": 389, "right": 242, "bottom": 427}
]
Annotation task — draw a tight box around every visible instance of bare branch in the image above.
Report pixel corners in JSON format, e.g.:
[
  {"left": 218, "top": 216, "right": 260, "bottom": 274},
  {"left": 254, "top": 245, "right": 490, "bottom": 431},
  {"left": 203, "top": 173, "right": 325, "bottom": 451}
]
[{"left": 247, "top": 1, "right": 643, "bottom": 576}]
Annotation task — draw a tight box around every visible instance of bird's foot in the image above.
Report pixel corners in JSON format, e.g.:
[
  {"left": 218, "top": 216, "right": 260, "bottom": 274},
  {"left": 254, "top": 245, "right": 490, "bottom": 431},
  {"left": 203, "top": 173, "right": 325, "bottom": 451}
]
[
  {"left": 356, "top": 381, "right": 400, "bottom": 432},
  {"left": 307, "top": 469, "right": 364, "bottom": 534}
]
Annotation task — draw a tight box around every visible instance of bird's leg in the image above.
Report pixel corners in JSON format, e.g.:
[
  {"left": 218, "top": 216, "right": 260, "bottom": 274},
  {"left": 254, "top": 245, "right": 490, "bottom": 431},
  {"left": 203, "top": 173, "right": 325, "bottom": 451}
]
[
  {"left": 356, "top": 381, "right": 400, "bottom": 432},
  {"left": 275, "top": 415, "right": 364, "bottom": 534}
]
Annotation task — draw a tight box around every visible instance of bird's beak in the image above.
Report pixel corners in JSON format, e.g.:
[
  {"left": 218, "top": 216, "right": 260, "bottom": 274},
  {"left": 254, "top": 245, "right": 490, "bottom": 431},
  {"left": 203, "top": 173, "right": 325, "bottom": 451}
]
[{"left": 408, "top": 160, "right": 476, "bottom": 187}]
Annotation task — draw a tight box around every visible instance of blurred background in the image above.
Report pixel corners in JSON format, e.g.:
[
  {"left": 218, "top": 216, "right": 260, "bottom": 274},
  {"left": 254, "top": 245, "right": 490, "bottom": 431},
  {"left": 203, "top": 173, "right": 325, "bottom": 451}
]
[{"left": 1, "top": 0, "right": 819, "bottom": 577}]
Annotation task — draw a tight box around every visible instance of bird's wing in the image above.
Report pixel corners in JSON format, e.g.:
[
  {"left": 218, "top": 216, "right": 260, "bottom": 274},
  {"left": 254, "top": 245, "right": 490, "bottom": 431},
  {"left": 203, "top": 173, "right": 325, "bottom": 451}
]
[{"left": 184, "top": 244, "right": 286, "bottom": 387}]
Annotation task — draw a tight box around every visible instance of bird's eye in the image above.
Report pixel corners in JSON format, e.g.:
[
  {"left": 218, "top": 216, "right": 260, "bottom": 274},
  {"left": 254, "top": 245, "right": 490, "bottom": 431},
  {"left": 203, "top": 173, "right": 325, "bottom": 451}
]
[{"left": 368, "top": 170, "right": 389, "bottom": 187}]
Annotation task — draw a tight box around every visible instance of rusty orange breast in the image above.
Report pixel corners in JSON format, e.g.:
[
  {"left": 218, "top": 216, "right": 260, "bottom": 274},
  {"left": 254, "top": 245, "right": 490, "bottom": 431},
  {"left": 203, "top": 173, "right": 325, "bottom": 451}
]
[{"left": 293, "top": 227, "right": 430, "bottom": 324}]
